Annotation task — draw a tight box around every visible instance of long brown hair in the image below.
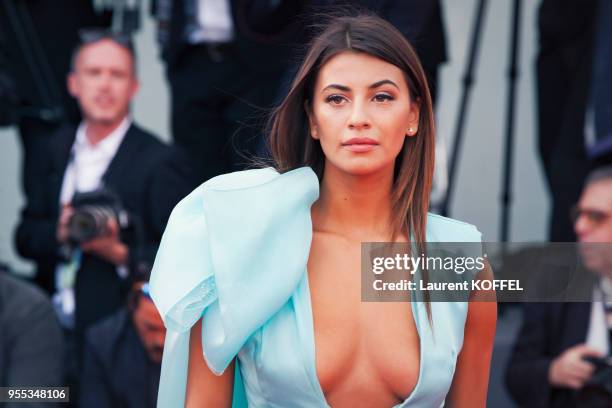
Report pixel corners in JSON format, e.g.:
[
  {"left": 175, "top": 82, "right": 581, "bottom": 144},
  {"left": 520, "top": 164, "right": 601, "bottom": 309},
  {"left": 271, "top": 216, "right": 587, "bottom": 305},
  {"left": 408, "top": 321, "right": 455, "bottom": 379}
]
[{"left": 268, "top": 13, "right": 435, "bottom": 249}]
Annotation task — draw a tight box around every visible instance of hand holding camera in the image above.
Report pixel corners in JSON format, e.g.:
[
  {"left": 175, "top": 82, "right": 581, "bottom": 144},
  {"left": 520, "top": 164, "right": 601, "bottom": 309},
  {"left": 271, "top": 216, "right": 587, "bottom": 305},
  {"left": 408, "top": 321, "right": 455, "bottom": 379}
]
[
  {"left": 577, "top": 355, "right": 612, "bottom": 407},
  {"left": 56, "top": 204, "right": 74, "bottom": 244},
  {"left": 548, "top": 344, "right": 603, "bottom": 389},
  {"left": 79, "top": 218, "right": 128, "bottom": 265},
  {"left": 56, "top": 189, "right": 129, "bottom": 266}
]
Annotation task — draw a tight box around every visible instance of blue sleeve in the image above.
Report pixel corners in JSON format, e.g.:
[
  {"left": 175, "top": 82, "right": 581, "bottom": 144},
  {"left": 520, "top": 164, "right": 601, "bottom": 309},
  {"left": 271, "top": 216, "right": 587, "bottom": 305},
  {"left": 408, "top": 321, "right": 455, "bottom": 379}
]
[{"left": 149, "top": 167, "right": 319, "bottom": 407}]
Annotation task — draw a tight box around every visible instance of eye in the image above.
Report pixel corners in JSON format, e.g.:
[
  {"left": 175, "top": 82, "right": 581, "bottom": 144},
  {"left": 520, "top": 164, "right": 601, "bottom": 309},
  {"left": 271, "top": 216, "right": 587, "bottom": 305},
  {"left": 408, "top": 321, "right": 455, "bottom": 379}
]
[
  {"left": 85, "top": 68, "right": 102, "bottom": 76},
  {"left": 373, "top": 93, "right": 394, "bottom": 102},
  {"left": 110, "top": 69, "right": 129, "bottom": 79},
  {"left": 325, "top": 95, "right": 347, "bottom": 105}
]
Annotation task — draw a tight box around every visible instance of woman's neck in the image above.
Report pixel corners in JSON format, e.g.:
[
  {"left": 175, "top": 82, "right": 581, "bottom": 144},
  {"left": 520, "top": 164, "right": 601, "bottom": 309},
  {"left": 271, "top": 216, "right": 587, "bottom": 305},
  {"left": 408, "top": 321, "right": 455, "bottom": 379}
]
[{"left": 312, "top": 163, "right": 395, "bottom": 241}]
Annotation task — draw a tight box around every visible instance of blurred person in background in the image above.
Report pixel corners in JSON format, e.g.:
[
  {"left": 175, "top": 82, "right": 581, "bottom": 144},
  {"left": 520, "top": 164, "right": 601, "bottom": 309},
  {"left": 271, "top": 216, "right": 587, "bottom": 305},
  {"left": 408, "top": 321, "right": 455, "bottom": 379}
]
[
  {"left": 13, "top": 31, "right": 195, "bottom": 392},
  {"left": 79, "top": 277, "right": 163, "bottom": 408},
  {"left": 0, "top": 268, "right": 64, "bottom": 408},
  {"left": 535, "top": 0, "right": 610, "bottom": 241},
  {"left": 152, "top": 0, "right": 306, "bottom": 183},
  {"left": 506, "top": 166, "right": 612, "bottom": 407},
  {"left": 584, "top": 0, "right": 612, "bottom": 170}
]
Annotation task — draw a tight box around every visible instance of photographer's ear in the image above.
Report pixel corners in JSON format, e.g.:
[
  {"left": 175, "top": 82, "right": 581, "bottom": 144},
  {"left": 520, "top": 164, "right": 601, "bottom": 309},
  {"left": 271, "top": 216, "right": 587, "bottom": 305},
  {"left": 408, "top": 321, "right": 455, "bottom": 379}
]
[{"left": 67, "top": 72, "right": 79, "bottom": 99}]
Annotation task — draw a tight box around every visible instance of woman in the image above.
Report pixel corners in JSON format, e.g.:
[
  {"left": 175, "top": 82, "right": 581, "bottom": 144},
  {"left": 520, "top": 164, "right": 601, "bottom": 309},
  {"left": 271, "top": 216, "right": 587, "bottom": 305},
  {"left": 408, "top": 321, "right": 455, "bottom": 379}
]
[{"left": 150, "top": 13, "right": 497, "bottom": 408}]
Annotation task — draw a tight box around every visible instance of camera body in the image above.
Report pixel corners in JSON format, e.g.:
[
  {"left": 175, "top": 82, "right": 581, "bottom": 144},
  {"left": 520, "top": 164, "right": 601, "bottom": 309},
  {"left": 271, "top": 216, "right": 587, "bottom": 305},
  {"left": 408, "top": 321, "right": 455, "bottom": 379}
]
[
  {"left": 68, "top": 189, "right": 128, "bottom": 244},
  {"left": 577, "top": 355, "right": 612, "bottom": 407}
]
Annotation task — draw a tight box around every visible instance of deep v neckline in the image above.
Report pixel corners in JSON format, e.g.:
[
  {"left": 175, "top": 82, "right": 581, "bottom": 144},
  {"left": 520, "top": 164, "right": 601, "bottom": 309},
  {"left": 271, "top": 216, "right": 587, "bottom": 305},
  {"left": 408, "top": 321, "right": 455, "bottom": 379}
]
[{"left": 301, "top": 268, "right": 424, "bottom": 407}]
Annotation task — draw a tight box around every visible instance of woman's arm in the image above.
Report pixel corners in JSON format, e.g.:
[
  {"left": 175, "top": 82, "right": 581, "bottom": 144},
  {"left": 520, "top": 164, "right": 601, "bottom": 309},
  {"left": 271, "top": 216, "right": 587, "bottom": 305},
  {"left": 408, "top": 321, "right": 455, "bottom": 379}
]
[
  {"left": 186, "top": 318, "right": 235, "bottom": 408},
  {"left": 446, "top": 261, "right": 497, "bottom": 407}
]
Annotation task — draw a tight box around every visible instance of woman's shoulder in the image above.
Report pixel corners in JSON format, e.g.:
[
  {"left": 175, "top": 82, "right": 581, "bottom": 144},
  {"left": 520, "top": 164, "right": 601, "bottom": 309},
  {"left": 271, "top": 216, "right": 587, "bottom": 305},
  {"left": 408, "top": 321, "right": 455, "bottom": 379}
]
[{"left": 426, "top": 212, "right": 482, "bottom": 242}]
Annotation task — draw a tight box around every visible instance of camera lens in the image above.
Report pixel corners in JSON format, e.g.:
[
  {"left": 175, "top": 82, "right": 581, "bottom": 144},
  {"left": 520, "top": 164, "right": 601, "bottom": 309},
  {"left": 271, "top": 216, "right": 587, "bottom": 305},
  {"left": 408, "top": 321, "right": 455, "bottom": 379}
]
[{"left": 67, "top": 205, "right": 113, "bottom": 242}]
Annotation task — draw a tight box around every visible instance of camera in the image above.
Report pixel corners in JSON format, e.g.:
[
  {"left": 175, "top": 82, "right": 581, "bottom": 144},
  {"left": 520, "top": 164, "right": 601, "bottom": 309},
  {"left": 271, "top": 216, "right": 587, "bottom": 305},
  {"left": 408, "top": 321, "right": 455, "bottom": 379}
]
[
  {"left": 577, "top": 356, "right": 612, "bottom": 407},
  {"left": 68, "top": 189, "right": 128, "bottom": 243}
]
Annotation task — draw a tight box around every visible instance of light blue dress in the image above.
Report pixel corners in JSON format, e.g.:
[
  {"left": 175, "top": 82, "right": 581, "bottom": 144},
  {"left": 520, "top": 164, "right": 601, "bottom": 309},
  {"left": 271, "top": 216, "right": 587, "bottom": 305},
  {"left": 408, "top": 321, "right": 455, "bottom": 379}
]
[{"left": 149, "top": 167, "right": 483, "bottom": 408}]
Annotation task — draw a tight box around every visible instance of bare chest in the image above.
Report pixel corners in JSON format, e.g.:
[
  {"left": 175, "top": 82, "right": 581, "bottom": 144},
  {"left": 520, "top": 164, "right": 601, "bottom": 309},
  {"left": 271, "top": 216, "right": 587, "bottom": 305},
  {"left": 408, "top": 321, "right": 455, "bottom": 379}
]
[{"left": 307, "top": 235, "right": 421, "bottom": 406}]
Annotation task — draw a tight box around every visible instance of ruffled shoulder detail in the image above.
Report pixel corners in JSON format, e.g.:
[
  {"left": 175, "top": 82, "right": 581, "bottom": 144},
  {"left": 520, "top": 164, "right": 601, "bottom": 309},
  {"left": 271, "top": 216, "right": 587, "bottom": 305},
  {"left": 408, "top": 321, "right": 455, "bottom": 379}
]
[{"left": 149, "top": 167, "right": 319, "bottom": 407}]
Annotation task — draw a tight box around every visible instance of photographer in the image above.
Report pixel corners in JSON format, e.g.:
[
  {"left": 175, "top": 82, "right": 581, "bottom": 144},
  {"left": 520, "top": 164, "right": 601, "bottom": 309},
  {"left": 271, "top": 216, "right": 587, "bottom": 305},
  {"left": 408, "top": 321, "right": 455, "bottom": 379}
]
[
  {"left": 506, "top": 166, "right": 612, "bottom": 407},
  {"left": 79, "top": 277, "right": 163, "bottom": 408},
  {"left": 13, "top": 30, "right": 194, "bottom": 369}
]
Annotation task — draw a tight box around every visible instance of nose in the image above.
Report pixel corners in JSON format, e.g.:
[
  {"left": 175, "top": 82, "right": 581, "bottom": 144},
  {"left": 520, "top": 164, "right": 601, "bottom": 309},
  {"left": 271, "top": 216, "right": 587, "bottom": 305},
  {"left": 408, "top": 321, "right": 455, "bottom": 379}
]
[
  {"left": 347, "top": 99, "right": 371, "bottom": 131},
  {"left": 97, "top": 71, "right": 112, "bottom": 89}
]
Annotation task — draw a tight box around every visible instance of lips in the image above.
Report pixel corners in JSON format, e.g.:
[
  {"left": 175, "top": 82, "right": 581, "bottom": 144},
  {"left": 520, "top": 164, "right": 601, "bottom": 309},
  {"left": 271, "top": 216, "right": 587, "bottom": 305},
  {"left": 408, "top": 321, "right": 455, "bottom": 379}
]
[{"left": 341, "top": 137, "right": 379, "bottom": 152}]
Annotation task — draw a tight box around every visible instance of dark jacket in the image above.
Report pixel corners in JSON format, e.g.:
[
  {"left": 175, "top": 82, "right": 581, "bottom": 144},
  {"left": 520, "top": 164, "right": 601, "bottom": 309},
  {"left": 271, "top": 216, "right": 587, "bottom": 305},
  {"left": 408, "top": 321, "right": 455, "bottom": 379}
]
[
  {"left": 0, "top": 271, "right": 64, "bottom": 401},
  {"left": 505, "top": 302, "right": 592, "bottom": 408},
  {"left": 79, "top": 309, "right": 160, "bottom": 408},
  {"left": 14, "top": 122, "right": 195, "bottom": 334},
  {"left": 536, "top": 0, "right": 599, "bottom": 240},
  {"left": 153, "top": 0, "right": 306, "bottom": 73}
]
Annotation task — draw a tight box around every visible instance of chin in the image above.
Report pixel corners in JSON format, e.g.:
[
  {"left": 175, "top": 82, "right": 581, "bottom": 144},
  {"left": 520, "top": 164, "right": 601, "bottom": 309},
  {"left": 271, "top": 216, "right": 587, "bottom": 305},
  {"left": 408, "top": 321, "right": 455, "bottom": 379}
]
[
  {"left": 334, "top": 158, "right": 394, "bottom": 177},
  {"left": 581, "top": 254, "right": 603, "bottom": 274},
  {"left": 90, "top": 112, "right": 122, "bottom": 125}
]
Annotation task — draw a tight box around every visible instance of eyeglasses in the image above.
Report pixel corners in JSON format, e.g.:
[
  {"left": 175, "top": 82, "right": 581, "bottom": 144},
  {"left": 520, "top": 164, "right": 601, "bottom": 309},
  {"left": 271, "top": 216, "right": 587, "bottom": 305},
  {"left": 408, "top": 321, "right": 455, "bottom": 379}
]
[
  {"left": 570, "top": 205, "right": 611, "bottom": 226},
  {"left": 77, "top": 28, "right": 134, "bottom": 52}
]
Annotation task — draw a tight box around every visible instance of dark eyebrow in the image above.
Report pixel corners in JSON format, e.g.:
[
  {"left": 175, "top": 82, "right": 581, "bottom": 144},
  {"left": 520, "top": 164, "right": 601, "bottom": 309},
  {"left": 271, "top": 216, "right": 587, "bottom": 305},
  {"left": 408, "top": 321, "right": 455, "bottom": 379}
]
[
  {"left": 322, "top": 83, "right": 350, "bottom": 92},
  {"left": 322, "top": 79, "right": 399, "bottom": 93},
  {"left": 369, "top": 79, "right": 399, "bottom": 90}
]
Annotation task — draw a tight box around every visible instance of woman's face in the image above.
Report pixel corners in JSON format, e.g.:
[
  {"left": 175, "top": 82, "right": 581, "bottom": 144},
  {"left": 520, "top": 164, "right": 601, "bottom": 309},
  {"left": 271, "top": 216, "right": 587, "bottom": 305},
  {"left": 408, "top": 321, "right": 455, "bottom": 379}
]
[{"left": 308, "top": 51, "right": 420, "bottom": 176}]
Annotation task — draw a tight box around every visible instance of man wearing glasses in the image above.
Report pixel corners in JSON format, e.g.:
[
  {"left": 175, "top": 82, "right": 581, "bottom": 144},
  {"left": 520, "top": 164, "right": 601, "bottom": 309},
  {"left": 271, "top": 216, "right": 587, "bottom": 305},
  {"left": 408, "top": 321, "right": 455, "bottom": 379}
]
[
  {"left": 506, "top": 166, "right": 612, "bottom": 407},
  {"left": 79, "top": 279, "right": 165, "bottom": 408},
  {"left": 13, "top": 30, "right": 194, "bottom": 383}
]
